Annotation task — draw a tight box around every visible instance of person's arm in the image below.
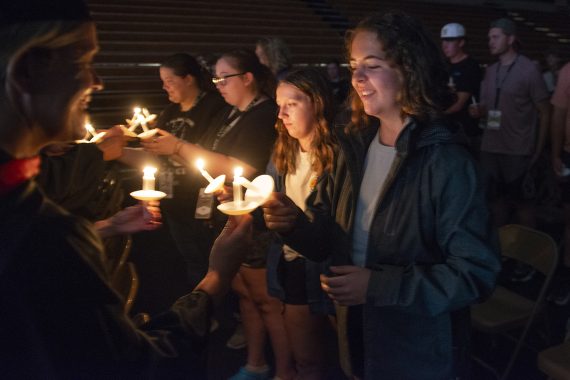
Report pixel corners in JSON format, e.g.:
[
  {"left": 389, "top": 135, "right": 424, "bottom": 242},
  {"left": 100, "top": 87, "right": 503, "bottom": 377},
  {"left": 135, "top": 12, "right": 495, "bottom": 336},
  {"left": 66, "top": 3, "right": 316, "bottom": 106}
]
[
  {"left": 140, "top": 129, "right": 257, "bottom": 178},
  {"left": 194, "top": 215, "right": 253, "bottom": 305},
  {"left": 531, "top": 100, "right": 551, "bottom": 165},
  {"left": 38, "top": 143, "right": 106, "bottom": 209},
  {"left": 118, "top": 147, "right": 161, "bottom": 169},
  {"left": 262, "top": 166, "right": 339, "bottom": 263},
  {"left": 444, "top": 91, "right": 471, "bottom": 115}
]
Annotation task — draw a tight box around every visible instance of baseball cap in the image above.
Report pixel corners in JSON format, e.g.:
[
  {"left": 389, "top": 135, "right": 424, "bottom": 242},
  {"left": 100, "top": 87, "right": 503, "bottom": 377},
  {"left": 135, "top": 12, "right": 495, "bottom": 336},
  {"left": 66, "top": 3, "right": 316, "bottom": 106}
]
[
  {"left": 490, "top": 18, "right": 517, "bottom": 35},
  {"left": 441, "top": 23, "right": 466, "bottom": 39}
]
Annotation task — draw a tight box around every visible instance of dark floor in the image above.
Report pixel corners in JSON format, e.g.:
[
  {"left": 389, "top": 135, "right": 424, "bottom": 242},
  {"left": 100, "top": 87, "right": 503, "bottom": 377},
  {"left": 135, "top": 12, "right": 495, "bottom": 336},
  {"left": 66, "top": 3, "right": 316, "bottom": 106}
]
[{"left": 127, "top": 195, "right": 570, "bottom": 380}]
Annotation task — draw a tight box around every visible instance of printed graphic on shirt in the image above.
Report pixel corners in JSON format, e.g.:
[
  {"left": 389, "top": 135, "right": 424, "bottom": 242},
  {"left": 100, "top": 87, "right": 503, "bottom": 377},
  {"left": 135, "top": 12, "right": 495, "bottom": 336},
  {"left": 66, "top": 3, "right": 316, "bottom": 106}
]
[{"left": 167, "top": 117, "right": 196, "bottom": 140}]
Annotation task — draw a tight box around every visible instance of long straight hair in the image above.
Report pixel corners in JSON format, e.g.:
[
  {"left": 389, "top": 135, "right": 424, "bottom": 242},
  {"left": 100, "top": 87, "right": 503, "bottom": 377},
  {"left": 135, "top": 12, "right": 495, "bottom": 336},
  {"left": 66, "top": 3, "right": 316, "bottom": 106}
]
[{"left": 272, "top": 68, "right": 336, "bottom": 176}]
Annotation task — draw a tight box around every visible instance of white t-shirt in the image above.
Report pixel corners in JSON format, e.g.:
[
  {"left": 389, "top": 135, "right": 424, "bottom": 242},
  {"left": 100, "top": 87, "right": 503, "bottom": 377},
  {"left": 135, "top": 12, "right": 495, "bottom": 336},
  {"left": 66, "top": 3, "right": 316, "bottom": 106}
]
[
  {"left": 283, "top": 149, "right": 316, "bottom": 261},
  {"left": 352, "top": 131, "right": 397, "bottom": 267}
]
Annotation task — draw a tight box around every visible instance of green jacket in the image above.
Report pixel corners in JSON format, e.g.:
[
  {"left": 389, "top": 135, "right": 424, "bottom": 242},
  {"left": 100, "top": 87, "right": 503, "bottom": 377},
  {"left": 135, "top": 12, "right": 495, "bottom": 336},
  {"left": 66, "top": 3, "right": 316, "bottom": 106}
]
[{"left": 284, "top": 118, "right": 501, "bottom": 379}]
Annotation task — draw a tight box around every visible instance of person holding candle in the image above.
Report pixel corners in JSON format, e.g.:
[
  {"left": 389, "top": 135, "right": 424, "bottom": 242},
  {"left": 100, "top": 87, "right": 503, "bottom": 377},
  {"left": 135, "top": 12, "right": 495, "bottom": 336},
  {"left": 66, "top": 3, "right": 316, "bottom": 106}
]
[
  {"left": 265, "top": 67, "right": 338, "bottom": 379},
  {"left": 0, "top": 1, "right": 256, "bottom": 377},
  {"left": 143, "top": 49, "right": 294, "bottom": 380},
  {"left": 262, "top": 12, "right": 501, "bottom": 379},
  {"left": 122, "top": 53, "right": 226, "bottom": 289}
]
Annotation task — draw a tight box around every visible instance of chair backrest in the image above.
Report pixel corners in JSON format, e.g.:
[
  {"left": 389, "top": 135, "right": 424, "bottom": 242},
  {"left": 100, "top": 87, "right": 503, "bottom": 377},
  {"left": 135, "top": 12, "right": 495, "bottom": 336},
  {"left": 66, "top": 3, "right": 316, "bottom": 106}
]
[{"left": 499, "top": 224, "right": 558, "bottom": 277}]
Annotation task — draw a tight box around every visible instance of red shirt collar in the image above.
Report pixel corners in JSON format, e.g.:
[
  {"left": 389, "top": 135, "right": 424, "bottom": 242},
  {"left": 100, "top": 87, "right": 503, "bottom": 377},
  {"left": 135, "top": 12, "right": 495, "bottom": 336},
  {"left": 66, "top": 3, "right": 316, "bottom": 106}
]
[{"left": 0, "top": 156, "right": 41, "bottom": 196}]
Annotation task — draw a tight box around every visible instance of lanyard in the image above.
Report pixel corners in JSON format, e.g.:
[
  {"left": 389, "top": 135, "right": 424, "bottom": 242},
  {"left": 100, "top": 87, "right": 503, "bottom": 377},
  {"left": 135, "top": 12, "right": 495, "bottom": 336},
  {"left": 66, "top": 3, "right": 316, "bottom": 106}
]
[
  {"left": 210, "top": 96, "right": 260, "bottom": 151},
  {"left": 494, "top": 55, "right": 518, "bottom": 109}
]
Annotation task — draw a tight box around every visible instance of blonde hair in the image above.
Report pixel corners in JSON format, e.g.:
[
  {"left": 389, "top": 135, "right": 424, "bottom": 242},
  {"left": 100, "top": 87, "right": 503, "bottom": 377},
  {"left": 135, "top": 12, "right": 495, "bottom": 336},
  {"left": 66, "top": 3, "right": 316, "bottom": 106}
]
[
  {"left": 1, "top": 21, "right": 89, "bottom": 98},
  {"left": 256, "top": 37, "right": 292, "bottom": 76},
  {"left": 1, "top": 21, "right": 90, "bottom": 125}
]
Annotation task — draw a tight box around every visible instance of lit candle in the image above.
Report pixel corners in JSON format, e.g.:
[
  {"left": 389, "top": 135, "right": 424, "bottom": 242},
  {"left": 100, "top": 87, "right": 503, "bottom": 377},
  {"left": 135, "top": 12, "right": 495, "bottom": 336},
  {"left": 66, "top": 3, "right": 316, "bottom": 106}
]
[
  {"left": 237, "top": 176, "right": 261, "bottom": 194},
  {"left": 233, "top": 167, "right": 243, "bottom": 207},
  {"left": 127, "top": 107, "right": 142, "bottom": 132},
  {"left": 196, "top": 158, "right": 215, "bottom": 183},
  {"left": 140, "top": 107, "right": 156, "bottom": 132},
  {"left": 447, "top": 76, "right": 455, "bottom": 88},
  {"left": 85, "top": 123, "right": 96, "bottom": 138},
  {"left": 142, "top": 166, "right": 157, "bottom": 191},
  {"left": 138, "top": 111, "right": 148, "bottom": 132}
]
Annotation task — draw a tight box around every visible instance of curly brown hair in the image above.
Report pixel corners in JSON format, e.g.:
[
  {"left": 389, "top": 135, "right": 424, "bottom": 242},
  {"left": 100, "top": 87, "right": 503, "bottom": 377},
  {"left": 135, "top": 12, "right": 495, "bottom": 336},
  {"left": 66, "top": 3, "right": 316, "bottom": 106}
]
[
  {"left": 272, "top": 68, "right": 336, "bottom": 176},
  {"left": 346, "top": 12, "right": 452, "bottom": 130}
]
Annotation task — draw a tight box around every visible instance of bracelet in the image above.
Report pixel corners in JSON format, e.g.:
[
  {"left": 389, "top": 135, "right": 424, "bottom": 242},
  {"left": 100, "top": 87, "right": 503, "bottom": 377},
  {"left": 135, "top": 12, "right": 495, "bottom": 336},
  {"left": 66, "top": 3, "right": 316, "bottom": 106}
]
[{"left": 173, "top": 140, "right": 183, "bottom": 155}]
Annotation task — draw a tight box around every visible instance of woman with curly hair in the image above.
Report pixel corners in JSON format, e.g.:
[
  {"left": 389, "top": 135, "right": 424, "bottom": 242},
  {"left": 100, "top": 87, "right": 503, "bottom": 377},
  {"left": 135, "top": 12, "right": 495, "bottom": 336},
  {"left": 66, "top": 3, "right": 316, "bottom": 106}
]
[
  {"left": 262, "top": 12, "right": 500, "bottom": 379},
  {"left": 266, "top": 67, "right": 337, "bottom": 379}
]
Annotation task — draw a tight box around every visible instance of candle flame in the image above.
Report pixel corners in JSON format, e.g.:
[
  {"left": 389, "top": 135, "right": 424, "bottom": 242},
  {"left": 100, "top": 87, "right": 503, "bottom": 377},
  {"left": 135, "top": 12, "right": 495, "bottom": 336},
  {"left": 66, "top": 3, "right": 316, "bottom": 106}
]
[
  {"left": 143, "top": 166, "right": 157, "bottom": 177},
  {"left": 234, "top": 166, "right": 243, "bottom": 178},
  {"left": 196, "top": 158, "right": 205, "bottom": 170},
  {"left": 134, "top": 107, "right": 141, "bottom": 114},
  {"left": 85, "top": 123, "right": 96, "bottom": 134}
]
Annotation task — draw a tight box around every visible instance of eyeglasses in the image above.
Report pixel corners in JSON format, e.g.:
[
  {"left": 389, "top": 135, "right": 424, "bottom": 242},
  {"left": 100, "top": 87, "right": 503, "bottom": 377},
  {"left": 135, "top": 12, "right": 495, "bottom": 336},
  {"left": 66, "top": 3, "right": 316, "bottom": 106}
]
[{"left": 212, "top": 73, "right": 245, "bottom": 86}]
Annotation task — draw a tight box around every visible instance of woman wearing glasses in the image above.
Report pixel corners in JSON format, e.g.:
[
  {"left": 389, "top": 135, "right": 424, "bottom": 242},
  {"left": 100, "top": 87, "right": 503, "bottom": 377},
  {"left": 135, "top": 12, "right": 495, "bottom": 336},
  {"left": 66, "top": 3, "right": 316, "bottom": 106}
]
[{"left": 144, "top": 49, "right": 294, "bottom": 380}]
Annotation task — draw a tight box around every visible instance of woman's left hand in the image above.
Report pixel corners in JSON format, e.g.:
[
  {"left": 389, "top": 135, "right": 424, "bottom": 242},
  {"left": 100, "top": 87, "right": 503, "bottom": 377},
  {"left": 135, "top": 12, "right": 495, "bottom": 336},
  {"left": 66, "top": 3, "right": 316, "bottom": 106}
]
[
  {"left": 320, "top": 266, "right": 371, "bottom": 306},
  {"left": 140, "top": 129, "right": 180, "bottom": 156}
]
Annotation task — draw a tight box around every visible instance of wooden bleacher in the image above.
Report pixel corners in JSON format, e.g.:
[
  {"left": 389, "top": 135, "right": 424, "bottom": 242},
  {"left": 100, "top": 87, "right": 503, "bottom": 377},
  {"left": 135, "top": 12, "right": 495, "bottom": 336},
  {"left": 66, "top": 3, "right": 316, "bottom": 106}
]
[
  {"left": 88, "top": 0, "right": 344, "bottom": 127},
  {"left": 88, "top": 0, "right": 570, "bottom": 128}
]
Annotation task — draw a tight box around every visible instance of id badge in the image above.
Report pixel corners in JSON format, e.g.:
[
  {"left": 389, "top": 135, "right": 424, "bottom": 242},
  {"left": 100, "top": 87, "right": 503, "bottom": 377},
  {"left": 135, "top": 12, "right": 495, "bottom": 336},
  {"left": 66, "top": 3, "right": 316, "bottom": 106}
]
[
  {"left": 487, "top": 110, "right": 502, "bottom": 130},
  {"left": 195, "top": 188, "right": 214, "bottom": 219},
  {"left": 158, "top": 168, "right": 174, "bottom": 199}
]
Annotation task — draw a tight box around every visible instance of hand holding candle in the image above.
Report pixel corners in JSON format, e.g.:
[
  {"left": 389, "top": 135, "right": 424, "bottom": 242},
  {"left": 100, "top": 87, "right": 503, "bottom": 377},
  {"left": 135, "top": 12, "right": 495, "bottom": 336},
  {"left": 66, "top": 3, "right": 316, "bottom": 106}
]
[{"left": 217, "top": 169, "right": 275, "bottom": 216}]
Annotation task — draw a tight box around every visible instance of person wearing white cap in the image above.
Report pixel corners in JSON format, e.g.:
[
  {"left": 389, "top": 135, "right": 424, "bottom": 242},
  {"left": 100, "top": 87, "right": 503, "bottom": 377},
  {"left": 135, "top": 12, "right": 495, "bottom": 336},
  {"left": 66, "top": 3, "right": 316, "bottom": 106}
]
[{"left": 440, "top": 22, "right": 483, "bottom": 158}]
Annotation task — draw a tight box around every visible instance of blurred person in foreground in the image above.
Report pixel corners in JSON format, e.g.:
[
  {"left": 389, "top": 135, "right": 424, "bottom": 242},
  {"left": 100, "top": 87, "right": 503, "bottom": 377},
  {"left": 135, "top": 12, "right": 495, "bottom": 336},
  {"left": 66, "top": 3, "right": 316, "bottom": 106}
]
[{"left": 0, "top": 1, "right": 252, "bottom": 378}]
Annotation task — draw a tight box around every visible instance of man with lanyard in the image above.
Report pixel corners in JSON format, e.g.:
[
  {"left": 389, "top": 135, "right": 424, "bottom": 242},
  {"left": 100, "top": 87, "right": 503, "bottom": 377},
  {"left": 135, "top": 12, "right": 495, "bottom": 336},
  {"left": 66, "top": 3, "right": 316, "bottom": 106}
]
[{"left": 470, "top": 18, "right": 550, "bottom": 241}]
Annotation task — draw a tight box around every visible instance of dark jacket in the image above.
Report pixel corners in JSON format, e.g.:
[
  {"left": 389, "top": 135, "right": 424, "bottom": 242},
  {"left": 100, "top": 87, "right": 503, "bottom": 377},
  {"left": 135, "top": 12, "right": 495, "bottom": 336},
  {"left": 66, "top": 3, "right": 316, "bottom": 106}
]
[
  {"left": 265, "top": 161, "right": 333, "bottom": 315},
  {"left": 0, "top": 179, "right": 214, "bottom": 379},
  {"left": 284, "top": 118, "right": 501, "bottom": 380}
]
